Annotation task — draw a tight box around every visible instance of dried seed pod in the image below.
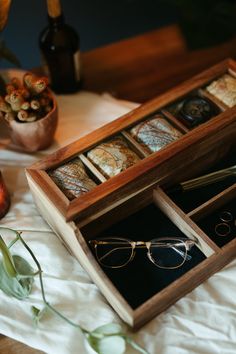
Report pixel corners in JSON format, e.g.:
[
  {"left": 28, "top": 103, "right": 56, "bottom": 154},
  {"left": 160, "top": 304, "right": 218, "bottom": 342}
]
[
  {"left": 0, "top": 97, "right": 11, "bottom": 113},
  {"left": 21, "top": 101, "right": 30, "bottom": 110},
  {"left": 23, "top": 72, "right": 48, "bottom": 94},
  {"left": 33, "top": 77, "right": 48, "bottom": 94},
  {"left": 23, "top": 73, "right": 34, "bottom": 89},
  {"left": 17, "top": 109, "right": 29, "bottom": 121},
  {"left": 2, "top": 73, "right": 53, "bottom": 124},
  {"left": 9, "top": 90, "right": 25, "bottom": 111},
  {"left": 30, "top": 99, "right": 40, "bottom": 110}
]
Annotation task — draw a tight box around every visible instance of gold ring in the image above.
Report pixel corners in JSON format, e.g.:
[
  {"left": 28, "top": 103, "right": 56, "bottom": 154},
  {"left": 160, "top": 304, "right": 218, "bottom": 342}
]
[
  {"left": 219, "top": 210, "right": 233, "bottom": 223},
  {"left": 215, "top": 223, "right": 231, "bottom": 237}
]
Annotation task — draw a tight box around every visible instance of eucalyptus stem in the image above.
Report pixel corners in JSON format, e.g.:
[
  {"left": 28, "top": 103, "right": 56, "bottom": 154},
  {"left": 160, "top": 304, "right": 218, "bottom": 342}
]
[
  {"left": 8, "top": 236, "right": 20, "bottom": 249},
  {"left": 15, "top": 231, "right": 89, "bottom": 334},
  {"left": 6, "top": 229, "right": 148, "bottom": 354}
]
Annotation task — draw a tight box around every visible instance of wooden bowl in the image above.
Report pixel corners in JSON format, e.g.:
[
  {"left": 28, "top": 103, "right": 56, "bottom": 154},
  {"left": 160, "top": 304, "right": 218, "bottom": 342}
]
[{"left": 8, "top": 94, "right": 58, "bottom": 152}]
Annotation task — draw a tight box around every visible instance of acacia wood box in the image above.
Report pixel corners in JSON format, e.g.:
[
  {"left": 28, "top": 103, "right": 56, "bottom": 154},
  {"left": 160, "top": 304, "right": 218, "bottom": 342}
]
[{"left": 26, "top": 59, "right": 236, "bottom": 329}]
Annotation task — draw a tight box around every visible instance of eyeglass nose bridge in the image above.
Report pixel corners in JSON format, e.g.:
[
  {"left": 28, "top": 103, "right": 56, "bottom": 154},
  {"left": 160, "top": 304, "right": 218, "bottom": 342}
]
[{"left": 133, "top": 241, "right": 152, "bottom": 249}]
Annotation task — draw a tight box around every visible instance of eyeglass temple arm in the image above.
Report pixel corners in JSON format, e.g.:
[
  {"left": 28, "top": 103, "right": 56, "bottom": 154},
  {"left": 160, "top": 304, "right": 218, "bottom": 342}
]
[
  {"left": 98, "top": 246, "right": 132, "bottom": 262},
  {"left": 172, "top": 247, "right": 191, "bottom": 261}
]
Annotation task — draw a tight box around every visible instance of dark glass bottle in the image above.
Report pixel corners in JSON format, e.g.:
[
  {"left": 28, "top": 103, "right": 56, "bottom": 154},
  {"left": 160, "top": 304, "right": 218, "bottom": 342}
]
[{"left": 39, "top": 0, "right": 81, "bottom": 94}]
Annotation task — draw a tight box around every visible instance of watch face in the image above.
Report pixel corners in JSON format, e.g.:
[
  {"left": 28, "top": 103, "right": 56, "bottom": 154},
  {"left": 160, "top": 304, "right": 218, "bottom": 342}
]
[{"left": 180, "top": 96, "right": 218, "bottom": 127}]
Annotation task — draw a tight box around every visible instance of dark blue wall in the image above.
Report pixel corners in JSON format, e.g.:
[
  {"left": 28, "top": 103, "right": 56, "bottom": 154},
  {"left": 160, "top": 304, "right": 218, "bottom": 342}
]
[{"left": 1, "top": 0, "right": 177, "bottom": 69}]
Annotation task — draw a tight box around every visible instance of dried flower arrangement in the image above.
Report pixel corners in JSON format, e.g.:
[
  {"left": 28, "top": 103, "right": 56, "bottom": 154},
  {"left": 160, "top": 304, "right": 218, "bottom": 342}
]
[{"left": 0, "top": 73, "right": 53, "bottom": 123}]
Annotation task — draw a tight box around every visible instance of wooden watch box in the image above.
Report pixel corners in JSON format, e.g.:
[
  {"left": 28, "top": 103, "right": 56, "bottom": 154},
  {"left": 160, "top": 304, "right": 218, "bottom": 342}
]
[{"left": 26, "top": 58, "right": 236, "bottom": 329}]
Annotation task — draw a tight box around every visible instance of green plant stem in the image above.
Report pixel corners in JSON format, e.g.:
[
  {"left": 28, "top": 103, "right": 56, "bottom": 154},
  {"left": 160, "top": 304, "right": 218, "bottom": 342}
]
[
  {"left": 9, "top": 230, "right": 148, "bottom": 354},
  {"left": 15, "top": 231, "right": 89, "bottom": 334},
  {"left": 8, "top": 236, "right": 20, "bottom": 249},
  {"left": 0, "top": 234, "right": 18, "bottom": 277}
]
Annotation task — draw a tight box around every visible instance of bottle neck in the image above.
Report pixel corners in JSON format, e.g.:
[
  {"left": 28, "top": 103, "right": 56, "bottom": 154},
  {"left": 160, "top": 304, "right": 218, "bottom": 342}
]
[
  {"left": 48, "top": 13, "right": 65, "bottom": 27},
  {"left": 47, "top": 0, "right": 62, "bottom": 17}
]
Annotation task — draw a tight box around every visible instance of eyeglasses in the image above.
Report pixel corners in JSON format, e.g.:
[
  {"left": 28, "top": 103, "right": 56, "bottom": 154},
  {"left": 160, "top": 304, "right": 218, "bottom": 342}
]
[{"left": 89, "top": 237, "right": 198, "bottom": 269}]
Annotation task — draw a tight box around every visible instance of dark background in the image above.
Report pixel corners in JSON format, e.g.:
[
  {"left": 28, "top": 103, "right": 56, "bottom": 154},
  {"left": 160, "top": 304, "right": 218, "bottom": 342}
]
[
  {"left": 1, "top": 0, "right": 177, "bottom": 69},
  {"left": 1, "top": 0, "right": 236, "bottom": 70}
]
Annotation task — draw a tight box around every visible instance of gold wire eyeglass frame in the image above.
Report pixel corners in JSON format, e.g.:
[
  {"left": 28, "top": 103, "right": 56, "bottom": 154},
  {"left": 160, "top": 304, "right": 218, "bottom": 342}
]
[{"left": 89, "top": 237, "right": 198, "bottom": 269}]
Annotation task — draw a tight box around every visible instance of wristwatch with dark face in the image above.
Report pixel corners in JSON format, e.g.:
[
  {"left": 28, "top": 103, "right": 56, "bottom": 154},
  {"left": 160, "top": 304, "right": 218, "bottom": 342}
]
[{"left": 179, "top": 96, "right": 219, "bottom": 127}]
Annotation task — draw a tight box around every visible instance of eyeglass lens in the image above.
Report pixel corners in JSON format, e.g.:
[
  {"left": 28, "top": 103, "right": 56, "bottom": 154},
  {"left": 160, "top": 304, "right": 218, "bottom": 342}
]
[
  {"left": 95, "top": 238, "right": 133, "bottom": 268},
  {"left": 149, "top": 238, "right": 187, "bottom": 269}
]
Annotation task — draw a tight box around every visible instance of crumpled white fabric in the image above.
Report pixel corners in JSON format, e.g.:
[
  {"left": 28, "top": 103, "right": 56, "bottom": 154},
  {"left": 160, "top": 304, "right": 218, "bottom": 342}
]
[{"left": 0, "top": 90, "right": 236, "bottom": 354}]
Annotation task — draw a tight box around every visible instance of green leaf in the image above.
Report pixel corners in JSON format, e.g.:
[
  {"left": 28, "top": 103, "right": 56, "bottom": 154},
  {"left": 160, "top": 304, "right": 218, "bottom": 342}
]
[
  {"left": 88, "top": 335, "right": 126, "bottom": 354},
  {"left": 0, "top": 39, "right": 21, "bottom": 67},
  {"left": 93, "top": 323, "right": 123, "bottom": 336},
  {"left": 126, "top": 336, "right": 149, "bottom": 354},
  {"left": 0, "top": 255, "right": 34, "bottom": 299},
  {"left": 13, "top": 255, "right": 39, "bottom": 277},
  {"left": 0, "top": 235, "right": 17, "bottom": 278},
  {"left": 31, "top": 306, "right": 48, "bottom": 326}
]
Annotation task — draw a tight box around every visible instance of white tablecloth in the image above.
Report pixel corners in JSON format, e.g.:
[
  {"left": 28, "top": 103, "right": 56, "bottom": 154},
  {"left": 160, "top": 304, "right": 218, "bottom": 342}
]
[{"left": 0, "top": 91, "right": 236, "bottom": 354}]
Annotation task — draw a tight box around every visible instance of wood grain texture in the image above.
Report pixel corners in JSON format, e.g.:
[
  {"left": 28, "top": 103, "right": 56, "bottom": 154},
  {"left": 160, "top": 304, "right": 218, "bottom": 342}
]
[
  {"left": 28, "top": 60, "right": 236, "bottom": 224},
  {"left": 31, "top": 107, "right": 236, "bottom": 223},
  {"left": 28, "top": 162, "right": 236, "bottom": 330},
  {"left": 30, "top": 58, "right": 230, "bottom": 171},
  {"left": 161, "top": 109, "right": 189, "bottom": 133},
  {"left": 26, "top": 171, "right": 134, "bottom": 325},
  {"left": 82, "top": 25, "right": 236, "bottom": 103},
  {"left": 153, "top": 188, "right": 219, "bottom": 255},
  {"left": 188, "top": 183, "right": 236, "bottom": 221},
  {"left": 4, "top": 25, "right": 236, "bottom": 353}
]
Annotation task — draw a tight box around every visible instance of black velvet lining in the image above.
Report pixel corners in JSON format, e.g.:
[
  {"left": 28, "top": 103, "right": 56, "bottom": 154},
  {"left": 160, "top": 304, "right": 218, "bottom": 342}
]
[
  {"left": 167, "top": 149, "right": 236, "bottom": 213},
  {"left": 198, "top": 199, "right": 236, "bottom": 248},
  {"left": 89, "top": 204, "right": 206, "bottom": 309}
]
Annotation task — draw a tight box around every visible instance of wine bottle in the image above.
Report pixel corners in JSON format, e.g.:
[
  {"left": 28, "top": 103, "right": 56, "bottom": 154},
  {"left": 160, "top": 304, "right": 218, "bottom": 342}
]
[{"left": 39, "top": 0, "right": 81, "bottom": 94}]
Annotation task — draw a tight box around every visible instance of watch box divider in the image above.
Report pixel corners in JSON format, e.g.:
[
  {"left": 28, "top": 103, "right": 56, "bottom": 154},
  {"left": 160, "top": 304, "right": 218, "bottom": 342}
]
[
  {"left": 153, "top": 187, "right": 220, "bottom": 255},
  {"left": 30, "top": 59, "right": 232, "bottom": 174},
  {"left": 187, "top": 183, "right": 236, "bottom": 221},
  {"left": 121, "top": 131, "right": 149, "bottom": 157},
  {"left": 67, "top": 112, "right": 236, "bottom": 223},
  {"left": 26, "top": 105, "right": 236, "bottom": 225},
  {"left": 133, "top": 237, "right": 236, "bottom": 329},
  {"left": 198, "top": 88, "right": 227, "bottom": 111},
  {"left": 78, "top": 139, "right": 230, "bottom": 232},
  {"left": 79, "top": 153, "right": 107, "bottom": 182},
  {"left": 161, "top": 109, "right": 189, "bottom": 133}
]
